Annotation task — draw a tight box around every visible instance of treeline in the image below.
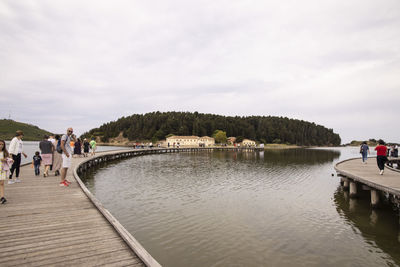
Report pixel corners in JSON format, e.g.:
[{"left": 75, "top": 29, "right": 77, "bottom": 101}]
[{"left": 81, "top": 111, "right": 341, "bottom": 146}]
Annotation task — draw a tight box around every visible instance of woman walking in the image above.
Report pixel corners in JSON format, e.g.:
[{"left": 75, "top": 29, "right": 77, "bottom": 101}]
[
  {"left": 360, "top": 141, "right": 370, "bottom": 163},
  {"left": 374, "top": 140, "right": 388, "bottom": 175},
  {"left": 39, "top": 135, "right": 54, "bottom": 177},
  {"left": 53, "top": 135, "right": 62, "bottom": 176},
  {"left": 8, "top": 130, "right": 27, "bottom": 184},
  {"left": 0, "top": 140, "right": 13, "bottom": 204}
]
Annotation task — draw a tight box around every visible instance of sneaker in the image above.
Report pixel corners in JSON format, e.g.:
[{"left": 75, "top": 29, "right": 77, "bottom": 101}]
[
  {"left": 0, "top": 197, "right": 6, "bottom": 204},
  {"left": 59, "top": 181, "right": 69, "bottom": 187},
  {"left": 8, "top": 180, "right": 15, "bottom": 185},
  {"left": 64, "top": 179, "right": 72, "bottom": 185},
  {"left": 15, "top": 178, "right": 21, "bottom": 183},
  {"left": 380, "top": 170, "right": 384, "bottom": 175}
]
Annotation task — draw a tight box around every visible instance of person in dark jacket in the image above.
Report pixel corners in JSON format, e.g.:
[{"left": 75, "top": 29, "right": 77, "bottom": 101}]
[
  {"left": 74, "top": 138, "right": 82, "bottom": 157},
  {"left": 39, "top": 135, "right": 54, "bottom": 177}
]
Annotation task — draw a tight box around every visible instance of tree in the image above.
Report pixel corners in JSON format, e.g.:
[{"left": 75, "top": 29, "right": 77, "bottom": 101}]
[
  {"left": 236, "top": 136, "right": 244, "bottom": 143},
  {"left": 213, "top": 130, "right": 227, "bottom": 144}
]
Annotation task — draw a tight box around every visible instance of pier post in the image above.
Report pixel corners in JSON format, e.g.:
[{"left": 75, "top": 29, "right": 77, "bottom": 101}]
[
  {"left": 349, "top": 181, "right": 358, "bottom": 198},
  {"left": 343, "top": 177, "right": 349, "bottom": 190},
  {"left": 371, "top": 190, "right": 380, "bottom": 208}
]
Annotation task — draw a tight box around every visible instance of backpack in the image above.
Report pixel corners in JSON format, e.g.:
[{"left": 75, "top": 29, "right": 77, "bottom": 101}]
[
  {"left": 56, "top": 139, "right": 62, "bottom": 154},
  {"left": 56, "top": 136, "right": 68, "bottom": 154}
]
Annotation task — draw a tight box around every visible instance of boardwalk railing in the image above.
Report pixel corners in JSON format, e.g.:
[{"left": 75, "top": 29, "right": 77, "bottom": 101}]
[
  {"left": 387, "top": 157, "right": 400, "bottom": 172},
  {"left": 73, "top": 150, "right": 162, "bottom": 267}
]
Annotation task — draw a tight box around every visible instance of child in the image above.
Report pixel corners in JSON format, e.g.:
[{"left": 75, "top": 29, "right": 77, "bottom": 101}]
[
  {"left": 0, "top": 140, "right": 13, "bottom": 204},
  {"left": 32, "top": 151, "right": 42, "bottom": 176}
]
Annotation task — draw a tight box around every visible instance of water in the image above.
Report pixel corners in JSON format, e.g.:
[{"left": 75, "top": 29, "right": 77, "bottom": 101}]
[
  {"left": 82, "top": 147, "right": 400, "bottom": 267},
  {"left": 4, "top": 141, "right": 130, "bottom": 165}
]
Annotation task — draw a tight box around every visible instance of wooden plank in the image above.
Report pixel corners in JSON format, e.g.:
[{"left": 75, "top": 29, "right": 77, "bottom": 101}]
[
  {"left": 0, "top": 150, "right": 148, "bottom": 267},
  {"left": 96, "top": 258, "right": 145, "bottom": 267},
  {"left": 1, "top": 239, "right": 133, "bottom": 266},
  {"left": 0, "top": 226, "right": 113, "bottom": 246},
  {"left": 0, "top": 233, "right": 120, "bottom": 256}
]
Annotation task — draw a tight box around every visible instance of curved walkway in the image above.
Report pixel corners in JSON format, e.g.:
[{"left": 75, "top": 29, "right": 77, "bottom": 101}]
[
  {"left": 0, "top": 150, "right": 155, "bottom": 267},
  {"left": 335, "top": 157, "right": 400, "bottom": 196}
]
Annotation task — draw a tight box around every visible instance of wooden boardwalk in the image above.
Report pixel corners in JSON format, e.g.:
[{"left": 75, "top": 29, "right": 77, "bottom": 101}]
[
  {"left": 0, "top": 151, "right": 154, "bottom": 267},
  {"left": 335, "top": 158, "right": 400, "bottom": 197}
]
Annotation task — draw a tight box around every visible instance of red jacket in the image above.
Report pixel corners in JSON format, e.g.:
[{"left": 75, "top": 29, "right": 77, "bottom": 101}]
[{"left": 374, "top": 145, "right": 387, "bottom": 156}]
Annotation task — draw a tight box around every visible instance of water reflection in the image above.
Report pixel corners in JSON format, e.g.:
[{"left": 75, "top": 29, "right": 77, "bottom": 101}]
[
  {"left": 81, "top": 147, "right": 399, "bottom": 267},
  {"left": 334, "top": 186, "right": 400, "bottom": 265},
  {"left": 209, "top": 148, "right": 340, "bottom": 165}
]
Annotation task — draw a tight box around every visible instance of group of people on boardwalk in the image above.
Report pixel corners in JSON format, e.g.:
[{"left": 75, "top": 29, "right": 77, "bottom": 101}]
[
  {"left": 0, "top": 128, "right": 98, "bottom": 205},
  {"left": 360, "top": 140, "right": 398, "bottom": 175}
]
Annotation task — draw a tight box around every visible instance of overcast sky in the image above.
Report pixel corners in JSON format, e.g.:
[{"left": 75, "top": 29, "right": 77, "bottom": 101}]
[{"left": 1, "top": 0, "right": 399, "bottom": 144}]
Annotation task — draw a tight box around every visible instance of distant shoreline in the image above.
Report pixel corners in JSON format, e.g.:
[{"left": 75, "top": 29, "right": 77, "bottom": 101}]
[{"left": 97, "top": 142, "right": 302, "bottom": 149}]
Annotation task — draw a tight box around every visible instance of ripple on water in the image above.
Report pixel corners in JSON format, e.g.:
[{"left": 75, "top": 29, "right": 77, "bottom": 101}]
[{"left": 85, "top": 149, "right": 400, "bottom": 267}]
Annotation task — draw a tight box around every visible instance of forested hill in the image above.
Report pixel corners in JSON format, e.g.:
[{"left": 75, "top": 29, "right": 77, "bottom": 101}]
[
  {"left": 0, "top": 119, "right": 52, "bottom": 141},
  {"left": 82, "top": 112, "right": 341, "bottom": 146}
]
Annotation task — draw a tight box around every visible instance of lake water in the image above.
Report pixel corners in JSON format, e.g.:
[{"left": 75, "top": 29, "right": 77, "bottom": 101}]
[{"left": 82, "top": 147, "right": 400, "bottom": 267}]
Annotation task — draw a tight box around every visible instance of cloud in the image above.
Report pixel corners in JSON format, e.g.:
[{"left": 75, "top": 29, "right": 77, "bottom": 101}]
[{"left": 0, "top": 0, "right": 399, "bottom": 143}]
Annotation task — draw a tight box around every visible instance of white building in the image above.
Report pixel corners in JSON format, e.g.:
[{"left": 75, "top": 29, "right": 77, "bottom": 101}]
[
  {"left": 199, "top": 136, "right": 215, "bottom": 147},
  {"left": 241, "top": 139, "right": 256, "bottom": 147},
  {"left": 166, "top": 135, "right": 215, "bottom": 147}
]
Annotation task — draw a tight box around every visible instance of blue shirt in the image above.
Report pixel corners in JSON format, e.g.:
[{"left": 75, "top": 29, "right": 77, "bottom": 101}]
[
  {"left": 361, "top": 144, "right": 369, "bottom": 153},
  {"left": 33, "top": 155, "right": 42, "bottom": 166}
]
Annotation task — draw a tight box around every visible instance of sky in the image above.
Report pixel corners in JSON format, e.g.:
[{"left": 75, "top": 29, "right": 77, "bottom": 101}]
[{"left": 1, "top": 0, "right": 399, "bottom": 144}]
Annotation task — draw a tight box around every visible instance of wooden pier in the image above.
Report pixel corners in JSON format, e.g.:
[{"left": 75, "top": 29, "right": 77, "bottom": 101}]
[
  {"left": 1, "top": 147, "right": 263, "bottom": 266},
  {"left": 0, "top": 150, "right": 160, "bottom": 267},
  {"left": 334, "top": 157, "right": 400, "bottom": 208}
]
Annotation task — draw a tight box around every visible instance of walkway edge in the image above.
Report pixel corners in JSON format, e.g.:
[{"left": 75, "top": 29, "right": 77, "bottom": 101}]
[
  {"left": 334, "top": 157, "right": 400, "bottom": 197},
  {"left": 73, "top": 151, "right": 162, "bottom": 267}
]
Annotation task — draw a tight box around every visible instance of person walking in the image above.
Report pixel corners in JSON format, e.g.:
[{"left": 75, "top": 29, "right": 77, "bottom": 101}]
[
  {"left": 8, "top": 130, "right": 27, "bottom": 184},
  {"left": 73, "top": 138, "right": 82, "bottom": 157},
  {"left": 374, "top": 140, "right": 388, "bottom": 175},
  {"left": 53, "top": 135, "right": 62, "bottom": 176},
  {"left": 39, "top": 135, "right": 54, "bottom": 177},
  {"left": 48, "top": 135, "right": 56, "bottom": 171},
  {"left": 83, "top": 138, "right": 90, "bottom": 157},
  {"left": 0, "top": 140, "right": 13, "bottom": 204},
  {"left": 32, "top": 151, "right": 42, "bottom": 176},
  {"left": 60, "top": 128, "right": 76, "bottom": 187},
  {"left": 90, "top": 138, "right": 97, "bottom": 156},
  {"left": 360, "top": 141, "right": 370, "bottom": 163}
]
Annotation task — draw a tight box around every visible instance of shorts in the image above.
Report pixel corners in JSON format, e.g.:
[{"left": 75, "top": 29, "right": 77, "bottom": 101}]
[
  {"left": 62, "top": 153, "right": 72, "bottom": 168},
  {"left": 41, "top": 153, "right": 53, "bottom": 165}
]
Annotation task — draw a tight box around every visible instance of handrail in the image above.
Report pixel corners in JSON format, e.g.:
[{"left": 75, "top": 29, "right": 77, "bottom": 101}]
[{"left": 73, "top": 149, "right": 162, "bottom": 267}]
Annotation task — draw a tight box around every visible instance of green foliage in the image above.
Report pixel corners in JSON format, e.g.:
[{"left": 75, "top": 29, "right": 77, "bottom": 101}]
[
  {"left": 213, "top": 130, "right": 227, "bottom": 144},
  {"left": 80, "top": 111, "right": 341, "bottom": 146},
  {"left": 0, "top": 119, "right": 52, "bottom": 141},
  {"left": 236, "top": 136, "right": 244, "bottom": 143}
]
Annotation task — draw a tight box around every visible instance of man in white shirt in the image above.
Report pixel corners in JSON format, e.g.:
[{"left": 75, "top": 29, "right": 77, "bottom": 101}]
[
  {"left": 59, "top": 127, "right": 76, "bottom": 187},
  {"left": 8, "top": 130, "right": 27, "bottom": 184}
]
